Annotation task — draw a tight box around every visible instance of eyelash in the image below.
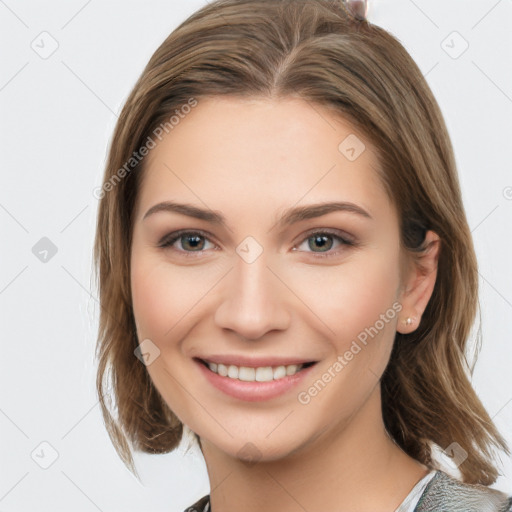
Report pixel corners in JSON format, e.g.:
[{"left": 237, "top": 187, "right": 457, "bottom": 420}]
[{"left": 157, "top": 229, "right": 357, "bottom": 259}]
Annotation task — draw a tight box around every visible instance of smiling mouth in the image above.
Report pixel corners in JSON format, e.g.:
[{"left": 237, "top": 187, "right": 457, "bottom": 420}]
[{"left": 196, "top": 358, "right": 317, "bottom": 382}]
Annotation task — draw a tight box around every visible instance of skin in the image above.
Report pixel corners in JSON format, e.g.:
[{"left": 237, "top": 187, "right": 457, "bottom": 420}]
[{"left": 130, "top": 96, "right": 441, "bottom": 512}]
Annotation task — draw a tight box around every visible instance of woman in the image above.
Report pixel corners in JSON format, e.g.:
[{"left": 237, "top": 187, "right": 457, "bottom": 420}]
[{"left": 93, "top": 0, "right": 512, "bottom": 510}]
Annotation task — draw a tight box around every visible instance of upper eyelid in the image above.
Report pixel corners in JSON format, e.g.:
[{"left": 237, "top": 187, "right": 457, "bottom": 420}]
[
  {"left": 160, "top": 228, "right": 355, "bottom": 252},
  {"left": 296, "top": 227, "right": 355, "bottom": 243},
  {"left": 159, "top": 229, "right": 218, "bottom": 249}
]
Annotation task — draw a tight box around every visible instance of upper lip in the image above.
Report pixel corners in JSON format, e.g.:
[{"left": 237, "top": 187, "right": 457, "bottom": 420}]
[{"left": 195, "top": 355, "right": 317, "bottom": 368}]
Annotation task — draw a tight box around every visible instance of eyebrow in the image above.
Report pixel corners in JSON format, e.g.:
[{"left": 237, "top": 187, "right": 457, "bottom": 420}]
[{"left": 142, "top": 200, "right": 373, "bottom": 227}]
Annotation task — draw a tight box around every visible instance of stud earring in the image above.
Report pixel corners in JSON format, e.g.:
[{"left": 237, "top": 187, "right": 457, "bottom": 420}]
[{"left": 403, "top": 317, "right": 413, "bottom": 326}]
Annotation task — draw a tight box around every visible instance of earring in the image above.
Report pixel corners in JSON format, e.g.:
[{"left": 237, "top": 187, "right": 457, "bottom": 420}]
[{"left": 403, "top": 317, "right": 413, "bottom": 326}]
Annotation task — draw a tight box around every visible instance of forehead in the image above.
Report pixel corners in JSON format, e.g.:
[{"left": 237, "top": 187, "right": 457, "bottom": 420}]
[{"left": 136, "top": 96, "right": 394, "bottom": 223}]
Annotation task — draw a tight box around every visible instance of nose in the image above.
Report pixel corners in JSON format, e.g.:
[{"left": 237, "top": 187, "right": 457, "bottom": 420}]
[{"left": 214, "top": 253, "right": 291, "bottom": 340}]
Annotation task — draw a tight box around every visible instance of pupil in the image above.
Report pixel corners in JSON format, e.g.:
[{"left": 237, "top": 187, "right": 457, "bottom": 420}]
[
  {"left": 309, "top": 234, "right": 332, "bottom": 252},
  {"left": 183, "top": 235, "right": 204, "bottom": 251}
]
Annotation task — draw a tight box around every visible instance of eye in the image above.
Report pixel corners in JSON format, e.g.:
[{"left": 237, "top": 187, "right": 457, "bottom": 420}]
[
  {"left": 157, "top": 228, "right": 357, "bottom": 259},
  {"left": 293, "top": 229, "right": 356, "bottom": 258},
  {"left": 158, "top": 230, "right": 216, "bottom": 254}
]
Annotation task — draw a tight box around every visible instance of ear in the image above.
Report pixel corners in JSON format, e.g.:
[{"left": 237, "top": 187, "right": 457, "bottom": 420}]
[{"left": 396, "top": 230, "right": 441, "bottom": 334}]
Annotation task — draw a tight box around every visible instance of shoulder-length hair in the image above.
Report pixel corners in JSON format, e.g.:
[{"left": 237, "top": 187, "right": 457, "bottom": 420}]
[{"left": 93, "top": 0, "right": 509, "bottom": 485}]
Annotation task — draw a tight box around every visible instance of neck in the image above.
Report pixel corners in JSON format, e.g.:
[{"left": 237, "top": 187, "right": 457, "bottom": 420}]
[{"left": 199, "top": 386, "right": 428, "bottom": 512}]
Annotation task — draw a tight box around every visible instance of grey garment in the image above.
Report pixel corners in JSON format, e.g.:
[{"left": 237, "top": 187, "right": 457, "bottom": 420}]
[
  {"left": 184, "top": 470, "right": 512, "bottom": 512},
  {"left": 414, "top": 470, "right": 512, "bottom": 512}
]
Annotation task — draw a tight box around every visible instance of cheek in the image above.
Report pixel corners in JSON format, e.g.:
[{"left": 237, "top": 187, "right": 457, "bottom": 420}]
[
  {"left": 130, "top": 250, "right": 194, "bottom": 345},
  {"left": 292, "top": 258, "right": 401, "bottom": 421},
  {"left": 288, "top": 251, "right": 401, "bottom": 347},
  {"left": 130, "top": 254, "right": 203, "bottom": 419},
  {"left": 130, "top": 252, "right": 221, "bottom": 344},
  {"left": 131, "top": 258, "right": 173, "bottom": 339},
  {"left": 334, "top": 256, "right": 402, "bottom": 385}
]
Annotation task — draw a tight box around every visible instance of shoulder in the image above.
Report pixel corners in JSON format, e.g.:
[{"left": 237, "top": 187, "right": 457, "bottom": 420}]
[
  {"left": 415, "top": 470, "right": 512, "bottom": 512},
  {"left": 182, "top": 476, "right": 512, "bottom": 512},
  {"left": 183, "top": 494, "right": 210, "bottom": 512}
]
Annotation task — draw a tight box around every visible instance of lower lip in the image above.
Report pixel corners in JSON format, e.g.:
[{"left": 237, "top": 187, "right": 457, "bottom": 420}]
[{"left": 195, "top": 359, "right": 317, "bottom": 402}]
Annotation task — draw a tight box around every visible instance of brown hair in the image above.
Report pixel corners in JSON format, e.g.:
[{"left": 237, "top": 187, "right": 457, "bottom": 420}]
[{"left": 93, "top": 0, "right": 509, "bottom": 485}]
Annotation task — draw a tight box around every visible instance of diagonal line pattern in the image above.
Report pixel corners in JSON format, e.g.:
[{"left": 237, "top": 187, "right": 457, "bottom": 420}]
[
  {"left": 0, "top": 472, "right": 29, "bottom": 502},
  {"left": 61, "top": 394, "right": 109, "bottom": 440},
  {"left": 298, "top": 94, "right": 337, "bottom": 131},
  {"left": 61, "top": 265, "right": 100, "bottom": 303},
  {"left": 61, "top": 471, "right": 104, "bottom": 511},
  {"left": 471, "top": 0, "right": 503, "bottom": 30},
  {"left": 264, "top": 470, "right": 310, "bottom": 511},
  {"left": 470, "top": 205, "right": 499, "bottom": 232},
  {"left": 0, "top": 62, "right": 29, "bottom": 92},
  {"left": 367, "top": 366, "right": 379, "bottom": 379},
  {"left": 209, "top": 470, "right": 234, "bottom": 496},
  {"left": 423, "top": 61, "right": 439, "bottom": 79},
  {"left": 61, "top": 0, "right": 93, "bottom": 30},
  {"left": 61, "top": 61, "right": 119, "bottom": 117},
  {"left": 0, "top": 408, "right": 29, "bottom": 438},
  {"left": 0, "top": 202, "right": 29, "bottom": 232},
  {"left": 491, "top": 396, "right": 512, "bottom": 421},
  {"left": 265, "top": 409, "right": 294, "bottom": 438},
  {"left": 478, "top": 271, "right": 512, "bottom": 310},
  {"left": 407, "top": 0, "right": 439, "bottom": 29},
  {"left": 60, "top": 204, "right": 89, "bottom": 233},
  {"left": 0, "top": 0, "right": 29, "bottom": 28},
  {"left": 0, "top": 265, "right": 29, "bottom": 295},
  {"left": 472, "top": 61, "right": 512, "bottom": 105}
]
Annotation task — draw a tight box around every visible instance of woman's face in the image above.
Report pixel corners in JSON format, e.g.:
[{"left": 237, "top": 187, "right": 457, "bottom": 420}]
[{"left": 130, "top": 96, "right": 414, "bottom": 461}]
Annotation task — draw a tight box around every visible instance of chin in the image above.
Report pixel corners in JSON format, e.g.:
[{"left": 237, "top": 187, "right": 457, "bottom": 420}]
[{"left": 197, "top": 426, "right": 316, "bottom": 466}]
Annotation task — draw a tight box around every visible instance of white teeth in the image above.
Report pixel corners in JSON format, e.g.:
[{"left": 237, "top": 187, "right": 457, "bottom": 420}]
[
  {"left": 217, "top": 363, "right": 228, "bottom": 376},
  {"left": 227, "top": 365, "right": 239, "bottom": 379},
  {"left": 239, "top": 367, "right": 256, "bottom": 381},
  {"left": 256, "top": 367, "right": 274, "bottom": 382},
  {"left": 206, "top": 361, "right": 307, "bottom": 381},
  {"left": 273, "top": 365, "right": 286, "bottom": 379},
  {"left": 286, "top": 364, "right": 298, "bottom": 375}
]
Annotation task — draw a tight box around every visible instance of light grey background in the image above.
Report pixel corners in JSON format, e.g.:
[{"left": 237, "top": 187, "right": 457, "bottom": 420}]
[{"left": 1, "top": 0, "right": 511, "bottom": 510}]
